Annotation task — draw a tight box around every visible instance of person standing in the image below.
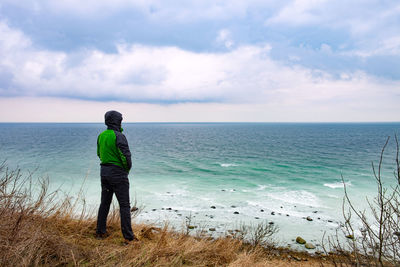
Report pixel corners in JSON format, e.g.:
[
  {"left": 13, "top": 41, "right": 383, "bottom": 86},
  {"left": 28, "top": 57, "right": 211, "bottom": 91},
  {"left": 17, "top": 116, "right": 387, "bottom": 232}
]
[{"left": 96, "top": 110, "right": 136, "bottom": 242}]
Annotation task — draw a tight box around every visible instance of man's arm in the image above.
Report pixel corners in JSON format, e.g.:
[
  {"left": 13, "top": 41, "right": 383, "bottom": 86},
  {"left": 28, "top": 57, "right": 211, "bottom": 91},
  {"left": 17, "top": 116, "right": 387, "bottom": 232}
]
[
  {"left": 97, "top": 135, "right": 101, "bottom": 159},
  {"left": 115, "top": 131, "right": 132, "bottom": 172}
]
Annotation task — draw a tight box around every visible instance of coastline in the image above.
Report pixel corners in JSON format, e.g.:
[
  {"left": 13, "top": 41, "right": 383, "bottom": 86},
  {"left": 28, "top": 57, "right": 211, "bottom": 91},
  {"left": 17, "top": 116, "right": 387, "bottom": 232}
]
[
  {"left": 2, "top": 122, "right": 397, "bottom": 249},
  {"left": 0, "top": 202, "right": 334, "bottom": 266},
  {"left": 1, "top": 123, "right": 399, "bottom": 266},
  {"left": 0, "top": 164, "right": 385, "bottom": 267}
]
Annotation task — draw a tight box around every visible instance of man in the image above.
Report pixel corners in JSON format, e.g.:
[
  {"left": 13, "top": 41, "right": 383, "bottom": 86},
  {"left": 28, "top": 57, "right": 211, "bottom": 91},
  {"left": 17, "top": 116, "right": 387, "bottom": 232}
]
[{"left": 96, "top": 110, "right": 137, "bottom": 242}]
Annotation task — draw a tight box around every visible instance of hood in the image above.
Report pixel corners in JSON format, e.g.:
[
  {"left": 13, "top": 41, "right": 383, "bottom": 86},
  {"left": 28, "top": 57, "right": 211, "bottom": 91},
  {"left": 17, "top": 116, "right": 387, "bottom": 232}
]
[{"left": 104, "top": 110, "right": 123, "bottom": 131}]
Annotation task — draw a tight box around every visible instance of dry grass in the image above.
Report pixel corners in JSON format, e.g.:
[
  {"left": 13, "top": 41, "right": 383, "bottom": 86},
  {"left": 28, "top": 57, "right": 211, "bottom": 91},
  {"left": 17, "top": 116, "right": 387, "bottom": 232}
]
[{"left": 0, "top": 163, "right": 337, "bottom": 266}]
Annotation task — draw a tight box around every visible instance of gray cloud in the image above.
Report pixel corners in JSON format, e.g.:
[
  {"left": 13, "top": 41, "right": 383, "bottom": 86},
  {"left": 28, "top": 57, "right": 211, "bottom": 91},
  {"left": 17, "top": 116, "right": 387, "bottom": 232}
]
[
  {"left": 0, "top": 19, "right": 398, "bottom": 117},
  {"left": 1, "top": 0, "right": 399, "bottom": 81}
]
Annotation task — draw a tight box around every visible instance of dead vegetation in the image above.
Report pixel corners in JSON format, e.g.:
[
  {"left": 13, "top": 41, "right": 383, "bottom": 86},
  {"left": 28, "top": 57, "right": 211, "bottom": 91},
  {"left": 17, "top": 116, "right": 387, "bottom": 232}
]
[
  {"left": 323, "top": 136, "right": 400, "bottom": 267},
  {"left": 0, "top": 162, "right": 333, "bottom": 266}
]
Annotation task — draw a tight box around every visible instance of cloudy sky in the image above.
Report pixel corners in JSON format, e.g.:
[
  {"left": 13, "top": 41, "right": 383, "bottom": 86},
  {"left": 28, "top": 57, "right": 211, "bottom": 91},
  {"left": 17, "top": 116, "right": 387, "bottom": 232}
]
[{"left": 0, "top": 0, "right": 399, "bottom": 122}]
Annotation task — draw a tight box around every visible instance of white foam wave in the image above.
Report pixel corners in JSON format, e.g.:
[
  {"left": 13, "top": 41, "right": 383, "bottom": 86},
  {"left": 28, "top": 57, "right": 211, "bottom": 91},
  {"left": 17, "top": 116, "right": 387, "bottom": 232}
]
[
  {"left": 256, "top": 185, "right": 268, "bottom": 191},
  {"left": 324, "top": 181, "right": 352, "bottom": 189},
  {"left": 327, "top": 194, "right": 340, "bottom": 199},
  {"left": 220, "top": 163, "right": 239, "bottom": 167},
  {"left": 266, "top": 190, "right": 323, "bottom": 208}
]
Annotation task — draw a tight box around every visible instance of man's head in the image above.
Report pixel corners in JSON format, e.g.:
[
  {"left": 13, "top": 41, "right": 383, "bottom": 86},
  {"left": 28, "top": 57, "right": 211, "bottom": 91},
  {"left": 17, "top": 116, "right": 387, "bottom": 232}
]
[{"left": 104, "top": 110, "right": 123, "bottom": 131}]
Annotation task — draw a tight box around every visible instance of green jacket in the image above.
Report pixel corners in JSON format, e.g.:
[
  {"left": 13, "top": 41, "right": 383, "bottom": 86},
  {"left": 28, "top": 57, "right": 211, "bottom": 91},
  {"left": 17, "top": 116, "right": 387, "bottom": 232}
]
[{"left": 97, "top": 111, "right": 132, "bottom": 174}]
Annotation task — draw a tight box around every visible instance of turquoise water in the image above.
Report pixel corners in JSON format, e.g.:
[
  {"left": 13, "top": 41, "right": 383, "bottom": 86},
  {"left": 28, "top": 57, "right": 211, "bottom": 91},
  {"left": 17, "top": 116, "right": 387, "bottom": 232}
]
[{"left": 1, "top": 123, "right": 399, "bottom": 247}]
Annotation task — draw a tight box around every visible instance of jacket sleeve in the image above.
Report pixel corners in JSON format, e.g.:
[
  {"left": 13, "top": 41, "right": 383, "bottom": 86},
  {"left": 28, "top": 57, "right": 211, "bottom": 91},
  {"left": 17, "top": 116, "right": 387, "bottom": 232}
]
[
  {"left": 115, "top": 131, "right": 132, "bottom": 172},
  {"left": 97, "top": 135, "right": 100, "bottom": 158}
]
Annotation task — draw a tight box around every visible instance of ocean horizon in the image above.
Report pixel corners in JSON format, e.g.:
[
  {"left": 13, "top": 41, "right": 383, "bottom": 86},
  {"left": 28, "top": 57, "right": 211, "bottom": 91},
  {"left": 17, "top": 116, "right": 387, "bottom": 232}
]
[{"left": 1, "top": 122, "right": 399, "bottom": 248}]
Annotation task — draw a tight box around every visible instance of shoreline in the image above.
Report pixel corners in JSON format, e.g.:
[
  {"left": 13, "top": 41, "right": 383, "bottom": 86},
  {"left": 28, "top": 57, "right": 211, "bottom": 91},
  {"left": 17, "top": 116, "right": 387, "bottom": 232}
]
[
  {"left": 133, "top": 211, "right": 337, "bottom": 254},
  {"left": 1, "top": 163, "right": 396, "bottom": 266},
  {"left": 0, "top": 163, "right": 344, "bottom": 266}
]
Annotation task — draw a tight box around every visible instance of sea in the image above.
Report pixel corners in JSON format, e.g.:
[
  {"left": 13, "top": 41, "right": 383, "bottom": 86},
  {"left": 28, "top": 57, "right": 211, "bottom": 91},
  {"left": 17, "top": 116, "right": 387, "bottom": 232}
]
[{"left": 1, "top": 122, "right": 399, "bottom": 249}]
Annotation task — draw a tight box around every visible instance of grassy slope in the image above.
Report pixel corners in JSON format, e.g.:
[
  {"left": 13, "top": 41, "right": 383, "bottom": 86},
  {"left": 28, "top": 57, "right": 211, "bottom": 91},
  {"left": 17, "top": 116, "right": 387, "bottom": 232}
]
[
  {"left": 1, "top": 212, "right": 331, "bottom": 266},
  {"left": 0, "top": 165, "right": 349, "bottom": 266}
]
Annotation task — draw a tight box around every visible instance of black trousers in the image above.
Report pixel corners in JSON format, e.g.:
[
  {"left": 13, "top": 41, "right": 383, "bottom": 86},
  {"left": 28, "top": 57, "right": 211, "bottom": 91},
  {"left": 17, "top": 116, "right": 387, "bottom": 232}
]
[{"left": 96, "top": 175, "right": 134, "bottom": 240}]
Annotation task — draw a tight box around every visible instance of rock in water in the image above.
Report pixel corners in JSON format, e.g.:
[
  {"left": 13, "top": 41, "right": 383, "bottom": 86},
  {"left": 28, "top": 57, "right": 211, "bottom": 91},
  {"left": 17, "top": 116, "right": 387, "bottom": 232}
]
[
  {"left": 296, "top": 236, "right": 306, "bottom": 244},
  {"left": 305, "top": 243, "right": 316, "bottom": 249},
  {"left": 209, "top": 228, "right": 216, "bottom": 231},
  {"left": 306, "top": 216, "right": 313, "bottom": 221}
]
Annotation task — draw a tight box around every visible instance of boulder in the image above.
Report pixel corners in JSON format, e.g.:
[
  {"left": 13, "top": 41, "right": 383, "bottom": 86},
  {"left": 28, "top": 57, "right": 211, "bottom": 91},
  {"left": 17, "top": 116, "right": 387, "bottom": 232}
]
[
  {"left": 209, "top": 227, "right": 216, "bottom": 231},
  {"left": 234, "top": 211, "right": 239, "bottom": 214},
  {"left": 210, "top": 206, "right": 216, "bottom": 209},
  {"left": 296, "top": 236, "right": 306, "bottom": 244},
  {"left": 306, "top": 216, "right": 313, "bottom": 221},
  {"left": 305, "top": 243, "right": 316, "bottom": 249}
]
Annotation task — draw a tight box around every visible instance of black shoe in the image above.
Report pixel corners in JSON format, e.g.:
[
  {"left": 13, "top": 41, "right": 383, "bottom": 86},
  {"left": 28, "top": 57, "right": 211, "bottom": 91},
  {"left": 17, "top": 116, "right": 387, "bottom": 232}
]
[
  {"left": 95, "top": 232, "right": 109, "bottom": 240},
  {"left": 123, "top": 236, "right": 139, "bottom": 245}
]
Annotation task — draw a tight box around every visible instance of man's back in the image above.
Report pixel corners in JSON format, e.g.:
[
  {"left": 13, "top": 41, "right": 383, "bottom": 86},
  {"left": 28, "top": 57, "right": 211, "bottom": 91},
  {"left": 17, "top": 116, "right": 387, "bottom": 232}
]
[{"left": 97, "top": 111, "right": 132, "bottom": 176}]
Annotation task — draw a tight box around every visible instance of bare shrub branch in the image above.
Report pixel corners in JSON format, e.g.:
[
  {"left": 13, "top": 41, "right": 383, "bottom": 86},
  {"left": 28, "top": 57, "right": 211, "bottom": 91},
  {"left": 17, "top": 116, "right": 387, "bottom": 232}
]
[{"left": 324, "top": 136, "right": 400, "bottom": 266}]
